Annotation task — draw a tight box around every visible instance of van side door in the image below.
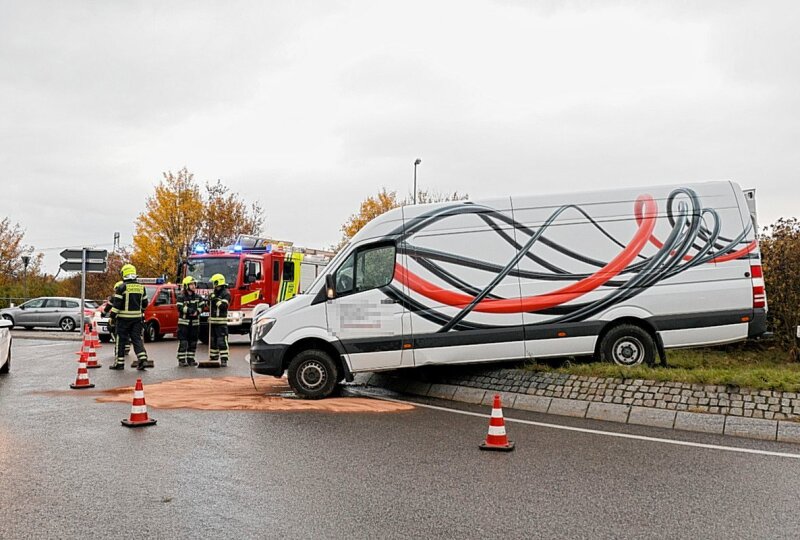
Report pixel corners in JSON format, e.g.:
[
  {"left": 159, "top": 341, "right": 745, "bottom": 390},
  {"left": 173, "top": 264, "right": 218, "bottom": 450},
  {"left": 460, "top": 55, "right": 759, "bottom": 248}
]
[{"left": 326, "top": 242, "right": 410, "bottom": 371}]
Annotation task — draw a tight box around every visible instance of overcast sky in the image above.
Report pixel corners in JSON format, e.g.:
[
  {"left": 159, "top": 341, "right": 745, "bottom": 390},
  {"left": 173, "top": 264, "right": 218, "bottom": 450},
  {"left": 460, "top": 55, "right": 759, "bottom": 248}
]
[{"left": 1, "top": 0, "right": 798, "bottom": 274}]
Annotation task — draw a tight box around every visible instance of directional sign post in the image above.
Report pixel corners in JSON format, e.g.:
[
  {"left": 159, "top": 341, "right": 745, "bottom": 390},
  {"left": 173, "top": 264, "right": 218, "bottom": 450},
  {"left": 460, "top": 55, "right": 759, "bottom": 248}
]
[{"left": 60, "top": 248, "right": 108, "bottom": 335}]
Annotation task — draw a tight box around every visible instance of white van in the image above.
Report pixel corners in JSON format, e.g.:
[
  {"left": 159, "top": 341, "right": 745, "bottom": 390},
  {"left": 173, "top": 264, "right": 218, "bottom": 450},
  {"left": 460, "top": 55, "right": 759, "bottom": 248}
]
[{"left": 250, "top": 181, "right": 766, "bottom": 398}]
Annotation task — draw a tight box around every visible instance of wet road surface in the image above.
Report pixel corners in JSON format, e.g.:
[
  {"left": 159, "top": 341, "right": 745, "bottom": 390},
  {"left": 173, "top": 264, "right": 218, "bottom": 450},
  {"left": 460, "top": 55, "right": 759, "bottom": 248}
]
[{"left": 2, "top": 337, "right": 800, "bottom": 539}]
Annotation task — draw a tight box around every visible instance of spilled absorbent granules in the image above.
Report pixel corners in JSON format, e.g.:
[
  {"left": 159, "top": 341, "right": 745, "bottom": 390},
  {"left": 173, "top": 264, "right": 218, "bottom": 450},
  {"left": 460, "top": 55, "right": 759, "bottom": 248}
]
[{"left": 95, "top": 377, "right": 414, "bottom": 413}]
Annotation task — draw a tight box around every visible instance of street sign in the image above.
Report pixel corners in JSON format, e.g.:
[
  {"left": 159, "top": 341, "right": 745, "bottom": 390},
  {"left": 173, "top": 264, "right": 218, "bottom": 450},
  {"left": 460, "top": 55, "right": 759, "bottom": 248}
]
[
  {"left": 59, "top": 261, "right": 107, "bottom": 272},
  {"left": 60, "top": 249, "right": 107, "bottom": 260},
  {"left": 60, "top": 247, "right": 110, "bottom": 335}
]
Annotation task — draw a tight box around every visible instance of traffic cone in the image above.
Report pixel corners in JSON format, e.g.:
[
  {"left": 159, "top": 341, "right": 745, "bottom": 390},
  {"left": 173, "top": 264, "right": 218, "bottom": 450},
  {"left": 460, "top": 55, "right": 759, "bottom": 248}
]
[
  {"left": 69, "top": 354, "right": 95, "bottom": 390},
  {"left": 78, "top": 333, "right": 101, "bottom": 369},
  {"left": 479, "top": 394, "right": 515, "bottom": 452},
  {"left": 121, "top": 379, "right": 157, "bottom": 428},
  {"left": 90, "top": 322, "right": 101, "bottom": 349}
]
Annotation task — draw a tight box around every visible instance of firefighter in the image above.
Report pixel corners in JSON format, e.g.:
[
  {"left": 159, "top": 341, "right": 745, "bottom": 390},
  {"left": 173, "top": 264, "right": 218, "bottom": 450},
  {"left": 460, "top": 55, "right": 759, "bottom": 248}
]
[
  {"left": 103, "top": 281, "right": 130, "bottom": 358},
  {"left": 109, "top": 264, "right": 150, "bottom": 371},
  {"left": 176, "top": 276, "right": 203, "bottom": 366},
  {"left": 208, "top": 273, "right": 231, "bottom": 367}
]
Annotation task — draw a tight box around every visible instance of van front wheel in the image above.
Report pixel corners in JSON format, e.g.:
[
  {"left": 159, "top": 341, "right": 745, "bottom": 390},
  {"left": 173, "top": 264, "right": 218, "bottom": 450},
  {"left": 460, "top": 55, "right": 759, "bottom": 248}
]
[
  {"left": 287, "top": 349, "right": 339, "bottom": 399},
  {"left": 600, "top": 324, "right": 656, "bottom": 367}
]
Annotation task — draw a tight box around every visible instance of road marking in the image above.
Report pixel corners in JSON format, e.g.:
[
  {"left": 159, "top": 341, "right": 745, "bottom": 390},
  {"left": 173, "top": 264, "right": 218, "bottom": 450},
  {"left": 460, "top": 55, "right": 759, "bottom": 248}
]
[{"left": 355, "top": 390, "right": 800, "bottom": 460}]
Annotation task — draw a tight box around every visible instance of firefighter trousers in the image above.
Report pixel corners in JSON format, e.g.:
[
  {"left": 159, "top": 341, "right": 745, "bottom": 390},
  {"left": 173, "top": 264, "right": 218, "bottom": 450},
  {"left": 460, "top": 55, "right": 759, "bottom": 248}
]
[
  {"left": 115, "top": 318, "right": 148, "bottom": 367},
  {"left": 177, "top": 322, "right": 199, "bottom": 365},
  {"left": 209, "top": 323, "right": 229, "bottom": 365}
]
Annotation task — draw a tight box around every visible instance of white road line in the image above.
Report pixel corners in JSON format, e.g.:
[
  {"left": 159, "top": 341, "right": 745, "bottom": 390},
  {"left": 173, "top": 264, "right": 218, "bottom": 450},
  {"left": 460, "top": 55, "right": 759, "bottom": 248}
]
[{"left": 356, "top": 390, "right": 800, "bottom": 460}]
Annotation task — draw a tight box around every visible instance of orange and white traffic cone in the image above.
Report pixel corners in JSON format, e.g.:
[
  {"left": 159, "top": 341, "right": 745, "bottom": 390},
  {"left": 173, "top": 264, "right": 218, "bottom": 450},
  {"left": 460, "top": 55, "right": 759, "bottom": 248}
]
[
  {"left": 69, "top": 353, "right": 95, "bottom": 390},
  {"left": 90, "top": 322, "right": 101, "bottom": 349},
  {"left": 479, "top": 394, "right": 515, "bottom": 452},
  {"left": 121, "top": 379, "right": 157, "bottom": 428},
  {"left": 78, "top": 333, "right": 101, "bottom": 369}
]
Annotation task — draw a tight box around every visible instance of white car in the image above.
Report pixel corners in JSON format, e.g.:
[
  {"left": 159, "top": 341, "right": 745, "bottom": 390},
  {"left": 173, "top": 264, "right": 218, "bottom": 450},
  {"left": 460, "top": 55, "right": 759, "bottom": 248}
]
[{"left": 0, "top": 318, "right": 12, "bottom": 373}]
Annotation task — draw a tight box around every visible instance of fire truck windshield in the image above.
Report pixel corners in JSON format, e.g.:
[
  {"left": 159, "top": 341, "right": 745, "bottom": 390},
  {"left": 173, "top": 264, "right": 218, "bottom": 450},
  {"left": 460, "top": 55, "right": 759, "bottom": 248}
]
[{"left": 186, "top": 257, "right": 239, "bottom": 288}]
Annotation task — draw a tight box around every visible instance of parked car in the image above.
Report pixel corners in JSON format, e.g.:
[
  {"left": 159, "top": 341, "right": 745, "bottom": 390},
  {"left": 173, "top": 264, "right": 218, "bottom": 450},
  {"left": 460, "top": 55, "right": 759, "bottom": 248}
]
[
  {"left": 0, "top": 318, "right": 11, "bottom": 373},
  {"left": 93, "top": 282, "right": 180, "bottom": 342},
  {"left": 0, "top": 297, "right": 96, "bottom": 332}
]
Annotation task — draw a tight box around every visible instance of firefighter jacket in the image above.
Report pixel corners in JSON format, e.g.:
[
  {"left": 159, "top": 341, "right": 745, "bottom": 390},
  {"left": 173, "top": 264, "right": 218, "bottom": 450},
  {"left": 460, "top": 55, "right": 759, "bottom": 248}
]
[
  {"left": 111, "top": 280, "right": 149, "bottom": 319},
  {"left": 176, "top": 290, "right": 203, "bottom": 326},
  {"left": 209, "top": 286, "right": 231, "bottom": 325}
]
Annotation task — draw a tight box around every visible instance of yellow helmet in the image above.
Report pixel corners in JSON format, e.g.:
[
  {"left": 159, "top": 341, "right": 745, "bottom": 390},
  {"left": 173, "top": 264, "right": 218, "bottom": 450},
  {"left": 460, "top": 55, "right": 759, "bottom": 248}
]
[
  {"left": 182, "top": 276, "right": 195, "bottom": 288},
  {"left": 210, "top": 273, "right": 226, "bottom": 287},
  {"left": 121, "top": 264, "right": 137, "bottom": 280}
]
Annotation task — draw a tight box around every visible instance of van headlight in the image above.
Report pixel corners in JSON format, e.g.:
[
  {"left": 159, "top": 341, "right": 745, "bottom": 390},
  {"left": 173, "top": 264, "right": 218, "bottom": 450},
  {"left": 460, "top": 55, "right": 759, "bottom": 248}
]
[{"left": 252, "top": 317, "right": 276, "bottom": 343}]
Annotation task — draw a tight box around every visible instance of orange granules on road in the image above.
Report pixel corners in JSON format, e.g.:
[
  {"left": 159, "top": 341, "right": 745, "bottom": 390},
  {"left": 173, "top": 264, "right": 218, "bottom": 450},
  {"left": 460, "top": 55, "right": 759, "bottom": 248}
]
[{"left": 95, "top": 376, "right": 413, "bottom": 413}]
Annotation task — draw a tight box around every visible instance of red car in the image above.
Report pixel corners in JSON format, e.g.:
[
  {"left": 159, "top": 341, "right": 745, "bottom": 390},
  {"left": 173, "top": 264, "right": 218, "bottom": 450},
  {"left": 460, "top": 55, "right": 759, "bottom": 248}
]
[{"left": 92, "top": 281, "right": 180, "bottom": 342}]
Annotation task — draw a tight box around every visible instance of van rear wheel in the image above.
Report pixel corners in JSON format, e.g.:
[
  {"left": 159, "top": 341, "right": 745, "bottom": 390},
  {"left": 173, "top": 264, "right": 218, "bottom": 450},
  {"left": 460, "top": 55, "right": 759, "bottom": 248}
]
[
  {"left": 600, "top": 324, "right": 656, "bottom": 367},
  {"left": 287, "top": 349, "right": 339, "bottom": 399}
]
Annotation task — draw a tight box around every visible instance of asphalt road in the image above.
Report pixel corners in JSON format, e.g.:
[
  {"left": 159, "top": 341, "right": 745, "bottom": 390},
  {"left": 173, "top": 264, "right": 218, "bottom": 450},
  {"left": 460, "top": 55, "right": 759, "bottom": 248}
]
[{"left": 2, "top": 337, "right": 800, "bottom": 539}]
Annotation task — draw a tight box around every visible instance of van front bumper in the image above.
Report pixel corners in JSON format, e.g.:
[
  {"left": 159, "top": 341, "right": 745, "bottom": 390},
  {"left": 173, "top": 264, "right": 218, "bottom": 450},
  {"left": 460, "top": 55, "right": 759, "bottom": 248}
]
[{"left": 249, "top": 342, "right": 288, "bottom": 376}]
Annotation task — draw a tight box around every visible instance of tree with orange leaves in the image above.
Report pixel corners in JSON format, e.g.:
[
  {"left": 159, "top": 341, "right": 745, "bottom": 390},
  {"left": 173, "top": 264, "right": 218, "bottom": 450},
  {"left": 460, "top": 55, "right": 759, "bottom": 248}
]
[
  {"left": 335, "top": 188, "right": 467, "bottom": 251},
  {"left": 131, "top": 168, "right": 263, "bottom": 282}
]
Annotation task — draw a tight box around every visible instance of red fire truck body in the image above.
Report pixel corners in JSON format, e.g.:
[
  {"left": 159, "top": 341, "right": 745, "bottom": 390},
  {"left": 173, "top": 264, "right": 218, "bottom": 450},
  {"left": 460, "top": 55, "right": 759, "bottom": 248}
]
[{"left": 185, "top": 235, "right": 331, "bottom": 337}]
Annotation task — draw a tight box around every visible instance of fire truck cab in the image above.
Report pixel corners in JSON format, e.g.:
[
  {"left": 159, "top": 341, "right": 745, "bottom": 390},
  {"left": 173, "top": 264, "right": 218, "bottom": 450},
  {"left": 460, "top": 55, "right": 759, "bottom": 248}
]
[{"left": 185, "top": 235, "right": 331, "bottom": 339}]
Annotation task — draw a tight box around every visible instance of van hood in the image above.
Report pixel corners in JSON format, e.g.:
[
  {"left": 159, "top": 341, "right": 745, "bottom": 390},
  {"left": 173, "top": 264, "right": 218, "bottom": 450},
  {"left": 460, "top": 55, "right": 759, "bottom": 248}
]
[{"left": 262, "top": 294, "right": 314, "bottom": 319}]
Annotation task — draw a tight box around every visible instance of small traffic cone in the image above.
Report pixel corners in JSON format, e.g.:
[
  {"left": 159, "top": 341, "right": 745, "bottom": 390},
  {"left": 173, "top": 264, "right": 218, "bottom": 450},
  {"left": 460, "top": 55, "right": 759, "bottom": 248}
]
[
  {"left": 78, "top": 333, "right": 101, "bottom": 369},
  {"left": 90, "top": 322, "right": 101, "bottom": 349},
  {"left": 69, "top": 354, "right": 95, "bottom": 390},
  {"left": 121, "top": 379, "right": 157, "bottom": 428},
  {"left": 479, "top": 394, "right": 515, "bottom": 452}
]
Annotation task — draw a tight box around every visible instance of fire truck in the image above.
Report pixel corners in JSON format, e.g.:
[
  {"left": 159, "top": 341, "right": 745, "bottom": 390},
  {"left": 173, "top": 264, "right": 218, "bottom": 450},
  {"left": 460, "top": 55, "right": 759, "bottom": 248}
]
[{"left": 184, "top": 234, "right": 332, "bottom": 340}]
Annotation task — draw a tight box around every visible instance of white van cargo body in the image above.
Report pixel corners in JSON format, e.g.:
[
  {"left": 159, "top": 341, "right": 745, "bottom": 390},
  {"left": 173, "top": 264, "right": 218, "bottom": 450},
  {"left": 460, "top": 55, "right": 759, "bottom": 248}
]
[{"left": 250, "top": 181, "right": 766, "bottom": 398}]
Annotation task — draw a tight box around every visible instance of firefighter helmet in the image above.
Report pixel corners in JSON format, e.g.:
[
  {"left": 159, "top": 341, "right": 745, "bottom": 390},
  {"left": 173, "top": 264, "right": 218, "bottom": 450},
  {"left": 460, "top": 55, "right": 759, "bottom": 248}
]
[
  {"left": 121, "top": 264, "right": 137, "bottom": 280},
  {"left": 182, "top": 276, "right": 195, "bottom": 288},
  {"left": 210, "top": 273, "right": 226, "bottom": 287}
]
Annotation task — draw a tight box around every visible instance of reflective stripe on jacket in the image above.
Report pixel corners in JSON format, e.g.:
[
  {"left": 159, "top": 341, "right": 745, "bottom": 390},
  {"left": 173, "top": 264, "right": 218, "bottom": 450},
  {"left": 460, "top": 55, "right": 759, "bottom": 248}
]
[
  {"left": 209, "top": 287, "right": 231, "bottom": 325},
  {"left": 177, "top": 291, "right": 203, "bottom": 326},
  {"left": 111, "top": 281, "right": 148, "bottom": 319}
]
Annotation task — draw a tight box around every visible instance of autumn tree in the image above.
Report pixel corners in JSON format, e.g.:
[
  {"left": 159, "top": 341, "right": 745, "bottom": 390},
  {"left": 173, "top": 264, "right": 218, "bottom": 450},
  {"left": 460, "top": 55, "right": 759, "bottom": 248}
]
[
  {"left": 0, "top": 217, "right": 47, "bottom": 307},
  {"left": 760, "top": 218, "right": 800, "bottom": 361},
  {"left": 132, "top": 168, "right": 204, "bottom": 281},
  {"left": 132, "top": 168, "right": 264, "bottom": 282},
  {"left": 335, "top": 187, "right": 468, "bottom": 250},
  {"left": 201, "top": 180, "right": 264, "bottom": 249}
]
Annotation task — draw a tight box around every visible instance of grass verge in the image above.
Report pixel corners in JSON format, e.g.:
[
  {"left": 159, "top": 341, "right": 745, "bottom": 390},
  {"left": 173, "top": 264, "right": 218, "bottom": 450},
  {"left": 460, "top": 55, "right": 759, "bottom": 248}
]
[{"left": 525, "top": 343, "right": 800, "bottom": 392}]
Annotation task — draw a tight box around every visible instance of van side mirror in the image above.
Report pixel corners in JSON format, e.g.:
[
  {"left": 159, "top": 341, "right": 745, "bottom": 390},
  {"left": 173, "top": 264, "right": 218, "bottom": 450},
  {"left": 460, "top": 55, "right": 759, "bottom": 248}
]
[{"left": 325, "top": 274, "right": 336, "bottom": 299}]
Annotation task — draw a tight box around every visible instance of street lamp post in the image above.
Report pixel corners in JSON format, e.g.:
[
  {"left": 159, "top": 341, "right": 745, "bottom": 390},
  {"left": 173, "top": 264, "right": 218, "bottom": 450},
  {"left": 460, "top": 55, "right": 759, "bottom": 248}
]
[
  {"left": 21, "top": 255, "right": 30, "bottom": 300},
  {"left": 413, "top": 158, "right": 422, "bottom": 204}
]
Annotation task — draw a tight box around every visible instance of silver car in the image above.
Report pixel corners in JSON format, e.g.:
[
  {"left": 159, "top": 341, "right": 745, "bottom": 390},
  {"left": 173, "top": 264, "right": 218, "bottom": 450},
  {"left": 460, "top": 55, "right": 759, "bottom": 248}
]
[
  {"left": 0, "top": 297, "right": 97, "bottom": 332},
  {"left": 0, "top": 318, "right": 11, "bottom": 373}
]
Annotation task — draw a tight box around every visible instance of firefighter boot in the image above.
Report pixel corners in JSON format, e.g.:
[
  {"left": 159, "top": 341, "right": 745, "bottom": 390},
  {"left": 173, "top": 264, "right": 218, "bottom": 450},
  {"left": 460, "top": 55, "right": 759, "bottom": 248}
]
[
  {"left": 145, "top": 359, "right": 155, "bottom": 368},
  {"left": 109, "top": 360, "right": 125, "bottom": 370}
]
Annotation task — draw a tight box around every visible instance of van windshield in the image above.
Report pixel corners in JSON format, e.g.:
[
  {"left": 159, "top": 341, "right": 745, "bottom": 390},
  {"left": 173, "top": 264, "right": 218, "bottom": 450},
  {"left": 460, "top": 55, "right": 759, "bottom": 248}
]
[
  {"left": 186, "top": 257, "right": 240, "bottom": 288},
  {"left": 307, "top": 245, "right": 351, "bottom": 292}
]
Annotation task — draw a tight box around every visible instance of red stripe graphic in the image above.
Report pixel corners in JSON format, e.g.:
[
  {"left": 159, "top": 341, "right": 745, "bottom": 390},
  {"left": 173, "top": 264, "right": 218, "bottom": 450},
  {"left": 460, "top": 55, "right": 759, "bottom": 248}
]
[{"left": 395, "top": 195, "right": 659, "bottom": 313}]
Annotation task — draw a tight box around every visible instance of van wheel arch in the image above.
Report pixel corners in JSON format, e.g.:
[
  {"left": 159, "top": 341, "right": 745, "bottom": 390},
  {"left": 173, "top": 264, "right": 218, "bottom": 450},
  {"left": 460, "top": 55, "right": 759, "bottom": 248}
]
[
  {"left": 284, "top": 338, "right": 347, "bottom": 382},
  {"left": 595, "top": 318, "right": 664, "bottom": 367}
]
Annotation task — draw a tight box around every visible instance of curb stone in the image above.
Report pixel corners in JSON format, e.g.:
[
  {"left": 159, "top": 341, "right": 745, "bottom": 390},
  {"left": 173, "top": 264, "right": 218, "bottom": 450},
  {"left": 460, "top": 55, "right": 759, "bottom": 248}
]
[{"left": 360, "top": 376, "right": 798, "bottom": 444}]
